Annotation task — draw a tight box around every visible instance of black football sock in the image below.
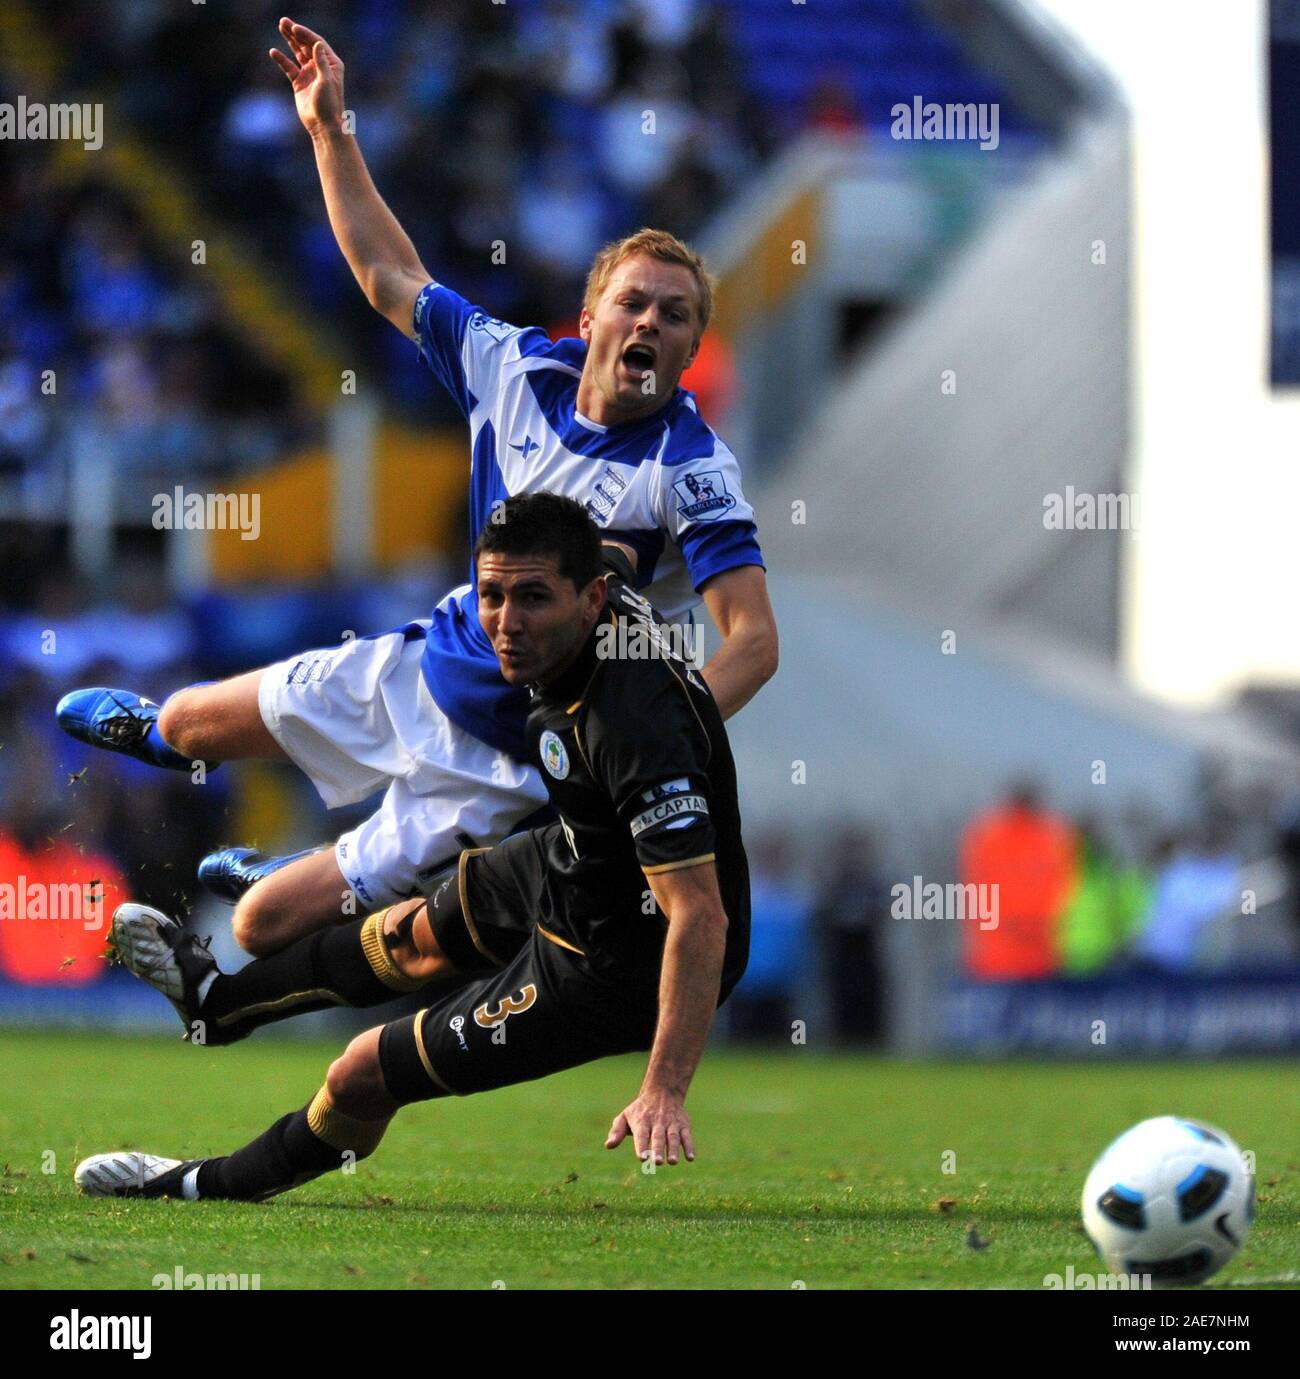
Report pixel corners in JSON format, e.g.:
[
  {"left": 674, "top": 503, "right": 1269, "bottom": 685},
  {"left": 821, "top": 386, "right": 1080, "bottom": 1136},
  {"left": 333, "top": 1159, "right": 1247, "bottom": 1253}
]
[
  {"left": 197, "top": 910, "right": 427, "bottom": 1045},
  {"left": 195, "top": 1087, "right": 390, "bottom": 1201}
]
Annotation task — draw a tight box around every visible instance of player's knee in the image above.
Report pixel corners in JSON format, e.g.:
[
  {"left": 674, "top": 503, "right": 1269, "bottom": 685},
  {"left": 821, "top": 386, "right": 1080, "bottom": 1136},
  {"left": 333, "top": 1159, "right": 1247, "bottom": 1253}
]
[
  {"left": 326, "top": 1035, "right": 392, "bottom": 1121},
  {"left": 324, "top": 1051, "right": 358, "bottom": 1108},
  {"left": 230, "top": 892, "right": 278, "bottom": 958},
  {"left": 383, "top": 903, "right": 453, "bottom": 983},
  {"left": 157, "top": 689, "right": 203, "bottom": 758}
]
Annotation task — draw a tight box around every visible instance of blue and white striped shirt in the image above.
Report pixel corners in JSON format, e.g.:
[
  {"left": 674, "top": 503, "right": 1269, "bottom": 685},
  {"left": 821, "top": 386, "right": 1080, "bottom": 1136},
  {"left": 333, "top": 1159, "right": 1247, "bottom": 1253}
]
[{"left": 412, "top": 280, "right": 764, "bottom": 761}]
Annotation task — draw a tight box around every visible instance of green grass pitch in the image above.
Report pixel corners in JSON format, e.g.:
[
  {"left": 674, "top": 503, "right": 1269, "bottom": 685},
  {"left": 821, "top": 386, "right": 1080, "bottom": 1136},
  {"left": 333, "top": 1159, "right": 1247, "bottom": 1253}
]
[{"left": 0, "top": 1030, "right": 1295, "bottom": 1290}]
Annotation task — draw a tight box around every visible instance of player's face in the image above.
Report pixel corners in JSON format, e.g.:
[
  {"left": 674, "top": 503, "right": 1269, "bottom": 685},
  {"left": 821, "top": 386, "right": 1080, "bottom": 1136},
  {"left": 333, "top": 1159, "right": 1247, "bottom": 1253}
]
[
  {"left": 578, "top": 254, "right": 701, "bottom": 424},
  {"left": 477, "top": 552, "right": 605, "bottom": 685}
]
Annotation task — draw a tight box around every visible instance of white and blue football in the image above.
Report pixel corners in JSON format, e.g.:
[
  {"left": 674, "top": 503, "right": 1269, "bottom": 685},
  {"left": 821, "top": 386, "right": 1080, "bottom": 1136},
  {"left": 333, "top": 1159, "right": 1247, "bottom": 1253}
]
[{"left": 1081, "top": 1116, "right": 1254, "bottom": 1287}]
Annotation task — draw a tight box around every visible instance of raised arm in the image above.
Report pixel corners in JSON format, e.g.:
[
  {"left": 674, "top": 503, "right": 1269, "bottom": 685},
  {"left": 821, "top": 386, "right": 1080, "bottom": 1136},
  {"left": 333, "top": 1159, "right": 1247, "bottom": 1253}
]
[
  {"left": 270, "top": 17, "right": 429, "bottom": 338},
  {"left": 606, "top": 860, "right": 728, "bottom": 1166}
]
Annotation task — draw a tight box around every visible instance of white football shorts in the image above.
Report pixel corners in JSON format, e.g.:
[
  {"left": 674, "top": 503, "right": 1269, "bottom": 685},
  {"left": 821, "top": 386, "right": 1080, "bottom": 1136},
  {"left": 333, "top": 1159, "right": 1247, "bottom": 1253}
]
[{"left": 257, "top": 620, "right": 549, "bottom": 910}]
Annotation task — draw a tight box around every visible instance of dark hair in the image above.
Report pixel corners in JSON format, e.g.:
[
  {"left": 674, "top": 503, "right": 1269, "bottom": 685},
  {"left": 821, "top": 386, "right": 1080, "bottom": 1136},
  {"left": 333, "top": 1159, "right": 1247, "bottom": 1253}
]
[{"left": 473, "top": 492, "right": 603, "bottom": 592}]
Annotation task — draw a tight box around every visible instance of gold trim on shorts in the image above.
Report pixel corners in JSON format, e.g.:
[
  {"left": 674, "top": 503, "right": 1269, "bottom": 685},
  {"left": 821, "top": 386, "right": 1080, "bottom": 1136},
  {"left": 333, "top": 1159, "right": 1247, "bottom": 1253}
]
[
  {"left": 412, "top": 1011, "right": 456, "bottom": 1095},
  {"left": 457, "top": 847, "right": 505, "bottom": 966},
  {"left": 536, "top": 924, "right": 585, "bottom": 956}
]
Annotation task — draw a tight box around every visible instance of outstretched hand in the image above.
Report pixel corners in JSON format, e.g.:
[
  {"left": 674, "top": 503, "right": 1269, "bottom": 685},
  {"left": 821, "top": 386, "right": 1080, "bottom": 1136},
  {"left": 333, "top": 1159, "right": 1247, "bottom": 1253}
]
[
  {"left": 607, "top": 1088, "right": 695, "bottom": 1166},
  {"left": 269, "top": 16, "right": 345, "bottom": 137}
]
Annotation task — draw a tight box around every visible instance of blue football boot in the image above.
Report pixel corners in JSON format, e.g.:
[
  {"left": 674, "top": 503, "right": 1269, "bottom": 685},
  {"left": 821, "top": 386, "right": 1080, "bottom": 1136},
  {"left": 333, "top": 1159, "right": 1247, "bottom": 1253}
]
[
  {"left": 55, "top": 688, "right": 214, "bottom": 772},
  {"left": 198, "top": 846, "right": 323, "bottom": 904}
]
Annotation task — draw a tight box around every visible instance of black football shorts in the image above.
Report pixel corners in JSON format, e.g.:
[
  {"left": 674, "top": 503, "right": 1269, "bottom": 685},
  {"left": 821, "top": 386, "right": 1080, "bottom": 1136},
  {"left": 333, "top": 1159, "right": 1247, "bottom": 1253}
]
[
  {"left": 380, "top": 828, "right": 658, "bottom": 1101},
  {"left": 378, "top": 926, "right": 657, "bottom": 1100},
  {"left": 423, "top": 827, "right": 558, "bottom": 975}
]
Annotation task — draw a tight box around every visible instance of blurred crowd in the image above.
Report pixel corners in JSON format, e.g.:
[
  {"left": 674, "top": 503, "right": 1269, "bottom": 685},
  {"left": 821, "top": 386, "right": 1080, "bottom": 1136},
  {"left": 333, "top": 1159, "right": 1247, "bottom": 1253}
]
[
  {"left": 953, "top": 783, "right": 1290, "bottom": 987},
  {"left": 0, "top": 177, "right": 293, "bottom": 518},
  {"left": 0, "top": 564, "right": 227, "bottom": 986},
  {"left": 100, "top": 0, "right": 775, "bottom": 321},
  {"left": 725, "top": 825, "right": 890, "bottom": 1046},
  {"left": 958, "top": 780, "right": 1299, "bottom": 981},
  {"left": 715, "top": 774, "right": 1300, "bottom": 1046},
  {"left": 0, "top": 546, "right": 450, "bottom": 989}
]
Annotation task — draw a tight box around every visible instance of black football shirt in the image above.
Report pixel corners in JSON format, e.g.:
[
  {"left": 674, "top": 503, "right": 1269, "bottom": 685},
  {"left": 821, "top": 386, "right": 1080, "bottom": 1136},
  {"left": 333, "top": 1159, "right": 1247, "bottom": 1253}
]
[{"left": 523, "top": 577, "right": 750, "bottom": 995}]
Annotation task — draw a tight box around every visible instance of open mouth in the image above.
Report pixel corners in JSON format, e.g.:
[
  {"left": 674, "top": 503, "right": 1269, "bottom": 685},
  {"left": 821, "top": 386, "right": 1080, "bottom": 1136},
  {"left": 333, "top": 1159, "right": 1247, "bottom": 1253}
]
[{"left": 621, "top": 343, "right": 657, "bottom": 374}]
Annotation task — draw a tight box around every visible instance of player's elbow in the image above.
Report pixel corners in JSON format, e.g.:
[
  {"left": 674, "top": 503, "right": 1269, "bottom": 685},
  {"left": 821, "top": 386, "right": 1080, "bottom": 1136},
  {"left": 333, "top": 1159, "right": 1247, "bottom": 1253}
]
[
  {"left": 732, "top": 621, "right": 778, "bottom": 696},
  {"left": 669, "top": 904, "right": 729, "bottom": 943},
  {"left": 361, "top": 265, "right": 396, "bottom": 312},
  {"left": 363, "top": 264, "right": 426, "bottom": 335},
  {"left": 753, "top": 622, "right": 779, "bottom": 685}
]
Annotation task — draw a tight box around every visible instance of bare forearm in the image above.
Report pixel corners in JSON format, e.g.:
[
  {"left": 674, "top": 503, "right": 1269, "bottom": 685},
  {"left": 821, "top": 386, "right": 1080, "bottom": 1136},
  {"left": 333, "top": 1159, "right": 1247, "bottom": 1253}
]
[
  {"left": 309, "top": 125, "right": 426, "bottom": 324},
  {"left": 642, "top": 912, "right": 727, "bottom": 1099},
  {"left": 702, "top": 628, "right": 777, "bottom": 719},
  {"left": 698, "top": 567, "right": 778, "bottom": 719}
]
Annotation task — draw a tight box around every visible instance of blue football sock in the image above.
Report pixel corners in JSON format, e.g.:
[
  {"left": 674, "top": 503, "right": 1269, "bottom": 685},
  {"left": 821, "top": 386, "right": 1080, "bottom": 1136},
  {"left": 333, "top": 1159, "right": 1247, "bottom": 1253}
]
[
  {"left": 144, "top": 721, "right": 193, "bottom": 770},
  {"left": 151, "top": 682, "right": 219, "bottom": 768}
]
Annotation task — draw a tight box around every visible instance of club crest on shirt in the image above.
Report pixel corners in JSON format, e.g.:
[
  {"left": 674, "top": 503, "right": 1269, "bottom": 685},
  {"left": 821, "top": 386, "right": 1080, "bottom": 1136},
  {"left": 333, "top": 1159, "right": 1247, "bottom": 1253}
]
[
  {"left": 672, "top": 469, "right": 736, "bottom": 521},
  {"left": 646, "top": 778, "right": 691, "bottom": 802},
  {"left": 584, "top": 466, "right": 628, "bottom": 524},
  {"left": 540, "top": 730, "right": 570, "bottom": 780},
  {"left": 467, "top": 309, "right": 512, "bottom": 342}
]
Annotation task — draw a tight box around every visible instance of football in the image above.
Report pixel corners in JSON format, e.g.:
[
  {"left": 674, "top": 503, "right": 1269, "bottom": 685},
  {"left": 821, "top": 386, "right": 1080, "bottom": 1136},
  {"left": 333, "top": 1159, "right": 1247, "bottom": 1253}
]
[{"left": 1081, "top": 1116, "right": 1254, "bottom": 1287}]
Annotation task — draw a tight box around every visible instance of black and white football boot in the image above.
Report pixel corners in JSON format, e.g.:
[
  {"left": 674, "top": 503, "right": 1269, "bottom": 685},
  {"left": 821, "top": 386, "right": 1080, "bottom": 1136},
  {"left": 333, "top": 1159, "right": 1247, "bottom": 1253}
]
[
  {"left": 110, "top": 903, "right": 221, "bottom": 1039},
  {"left": 74, "top": 1152, "right": 205, "bottom": 1199}
]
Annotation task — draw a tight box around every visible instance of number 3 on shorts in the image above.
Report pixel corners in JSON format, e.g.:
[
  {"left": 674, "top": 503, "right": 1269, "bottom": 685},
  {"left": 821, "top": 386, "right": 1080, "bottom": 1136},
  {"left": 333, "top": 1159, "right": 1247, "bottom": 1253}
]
[{"left": 473, "top": 985, "right": 538, "bottom": 1029}]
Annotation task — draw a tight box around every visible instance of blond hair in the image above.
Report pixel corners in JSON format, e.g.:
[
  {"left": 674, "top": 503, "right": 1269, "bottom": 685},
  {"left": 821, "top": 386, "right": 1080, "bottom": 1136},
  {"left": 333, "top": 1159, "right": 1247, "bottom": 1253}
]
[{"left": 582, "top": 228, "right": 717, "bottom": 337}]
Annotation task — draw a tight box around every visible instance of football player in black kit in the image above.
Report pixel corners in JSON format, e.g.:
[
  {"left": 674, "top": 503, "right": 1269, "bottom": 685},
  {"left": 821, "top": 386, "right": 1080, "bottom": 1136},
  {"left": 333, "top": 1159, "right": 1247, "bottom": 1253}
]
[{"left": 75, "top": 493, "right": 756, "bottom": 1201}]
